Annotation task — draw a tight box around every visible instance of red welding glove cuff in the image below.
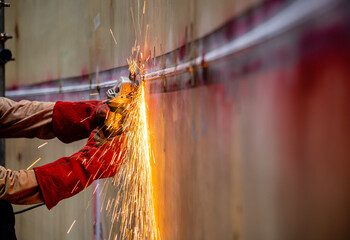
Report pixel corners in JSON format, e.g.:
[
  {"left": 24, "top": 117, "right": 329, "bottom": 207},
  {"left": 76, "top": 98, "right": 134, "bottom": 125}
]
[
  {"left": 34, "top": 129, "right": 125, "bottom": 209},
  {"left": 52, "top": 101, "right": 108, "bottom": 143}
]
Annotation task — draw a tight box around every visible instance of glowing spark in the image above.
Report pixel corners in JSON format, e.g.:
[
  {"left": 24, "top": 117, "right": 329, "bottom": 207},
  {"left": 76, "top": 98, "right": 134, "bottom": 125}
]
[
  {"left": 37, "top": 142, "right": 48, "bottom": 149},
  {"left": 71, "top": 180, "right": 80, "bottom": 193},
  {"left": 127, "top": 58, "right": 139, "bottom": 76},
  {"left": 145, "top": 24, "right": 149, "bottom": 44},
  {"left": 138, "top": 0, "right": 141, "bottom": 35},
  {"left": 94, "top": 10, "right": 157, "bottom": 238},
  {"left": 26, "top": 158, "right": 41, "bottom": 170},
  {"left": 110, "top": 29, "right": 118, "bottom": 45},
  {"left": 99, "top": 179, "right": 109, "bottom": 197},
  {"left": 104, "top": 83, "right": 159, "bottom": 239},
  {"left": 80, "top": 116, "right": 90, "bottom": 123},
  {"left": 84, "top": 175, "right": 93, "bottom": 189},
  {"left": 67, "top": 220, "right": 76, "bottom": 234},
  {"left": 130, "top": 8, "right": 137, "bottom": 38},
  {"left": 106, "top": 199, "right": 111, "bottom": 210},
  {"left": 90, "top": 93, "right": 99, "bottom": 96},
  {"left": 93, "top": 183, "right": 100, "bottom": 194}
]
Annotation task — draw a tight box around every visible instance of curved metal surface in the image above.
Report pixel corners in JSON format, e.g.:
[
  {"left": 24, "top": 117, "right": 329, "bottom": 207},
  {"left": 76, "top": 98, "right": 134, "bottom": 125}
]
[
  {"left": 5, "top": 0, "right": 338, "bottom": 98},
  {"left": 144, "top": 1, "right": 350, "bottom": 239},
  {"left": 5, "top": 0, "right": 350, "bottom": 239}
]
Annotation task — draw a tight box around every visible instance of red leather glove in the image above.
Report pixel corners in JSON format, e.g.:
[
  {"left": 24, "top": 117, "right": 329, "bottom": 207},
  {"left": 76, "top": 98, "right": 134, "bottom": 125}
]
[
  {"left": 52, "top": 101, "right": 109, "bottom": 143},
  {"left": 34, "top": 128, "right": 125, "bottom": 209}
]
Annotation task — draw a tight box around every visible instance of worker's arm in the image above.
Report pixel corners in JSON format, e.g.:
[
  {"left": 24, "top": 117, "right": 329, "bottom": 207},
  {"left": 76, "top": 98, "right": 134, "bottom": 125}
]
[
  {"left": 0, "top": 129, "right": 123, "bottom": 208},
  {"left": 34, "top": 129, "right": 124, "bottom": 209},
  {"left": 51, "top": 100, "right": 108, "bottom": 143},
  {"left": 0, "top": 166, "right": 43, "bottom": 205},
  {"left": 0, "top": 97, "right": 107, "bottom": 143},
  {"left": 0, "top": 97, "right": 55, "bottom": 139}
]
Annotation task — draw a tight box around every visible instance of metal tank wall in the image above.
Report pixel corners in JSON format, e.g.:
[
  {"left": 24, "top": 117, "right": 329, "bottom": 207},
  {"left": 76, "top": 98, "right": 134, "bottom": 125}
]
[
  {"left": 142, "top": 1, "right": 350, "bottom": 239},
  {"left": 4, "top": 0, "right": 260, "bottom": 239},
  {"left": 4, "top": 0, "right": 350, "bottom": 240}
]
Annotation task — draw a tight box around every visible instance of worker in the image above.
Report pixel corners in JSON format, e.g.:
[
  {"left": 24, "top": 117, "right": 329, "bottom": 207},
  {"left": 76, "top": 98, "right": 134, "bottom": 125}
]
[{"left": 0, "top": 97, "right": 125, "bottom": 239}]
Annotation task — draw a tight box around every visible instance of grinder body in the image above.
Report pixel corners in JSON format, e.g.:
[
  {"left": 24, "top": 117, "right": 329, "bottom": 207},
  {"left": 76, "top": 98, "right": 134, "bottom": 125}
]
[{"left": 105, "top": 76, "right": 138, "bottom": 135}]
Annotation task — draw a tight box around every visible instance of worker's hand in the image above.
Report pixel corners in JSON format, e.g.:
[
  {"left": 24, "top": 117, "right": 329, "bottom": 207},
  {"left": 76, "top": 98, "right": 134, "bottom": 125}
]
[
  {"left": 53, "top": 100, "right": 110, "bottom": 143},
  {"left": 34, "top": 128, "right": 126, "bottom": 209},
  {"left": 95, "top": 101, "right": 109, "bottom": 126},
  {"left": 93, "top": 126, "right": 126, "bottom": 149}
]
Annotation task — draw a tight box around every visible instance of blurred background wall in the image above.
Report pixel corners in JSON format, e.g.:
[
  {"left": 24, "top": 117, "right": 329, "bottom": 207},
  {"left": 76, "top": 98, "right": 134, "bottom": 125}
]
[
  {"left": 3, "top": 0, "right": 350, "bottom": 239},
  {"left": 5, "top": 0, "right": 258, "bottom": 88}
]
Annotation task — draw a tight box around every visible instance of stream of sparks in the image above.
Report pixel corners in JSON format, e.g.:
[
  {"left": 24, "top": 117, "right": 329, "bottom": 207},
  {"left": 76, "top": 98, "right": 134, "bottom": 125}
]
[
  {"left": 103, "top": 83, "right": 159, "bottom": 240},
  {"left": 101, "top": 2, "right": 158, "bottom": 237}
]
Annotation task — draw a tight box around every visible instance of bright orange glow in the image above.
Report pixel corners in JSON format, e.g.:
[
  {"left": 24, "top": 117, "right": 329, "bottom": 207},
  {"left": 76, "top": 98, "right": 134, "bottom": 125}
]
[
  {"left": 98, "top": 83, "right": 159, "bottom": 239},
  {"left": 107, "top": 83, "right": 159, "bottom": 239},
  {"left": 98, "top": 2, "right": 159, "bottom": 238}
]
